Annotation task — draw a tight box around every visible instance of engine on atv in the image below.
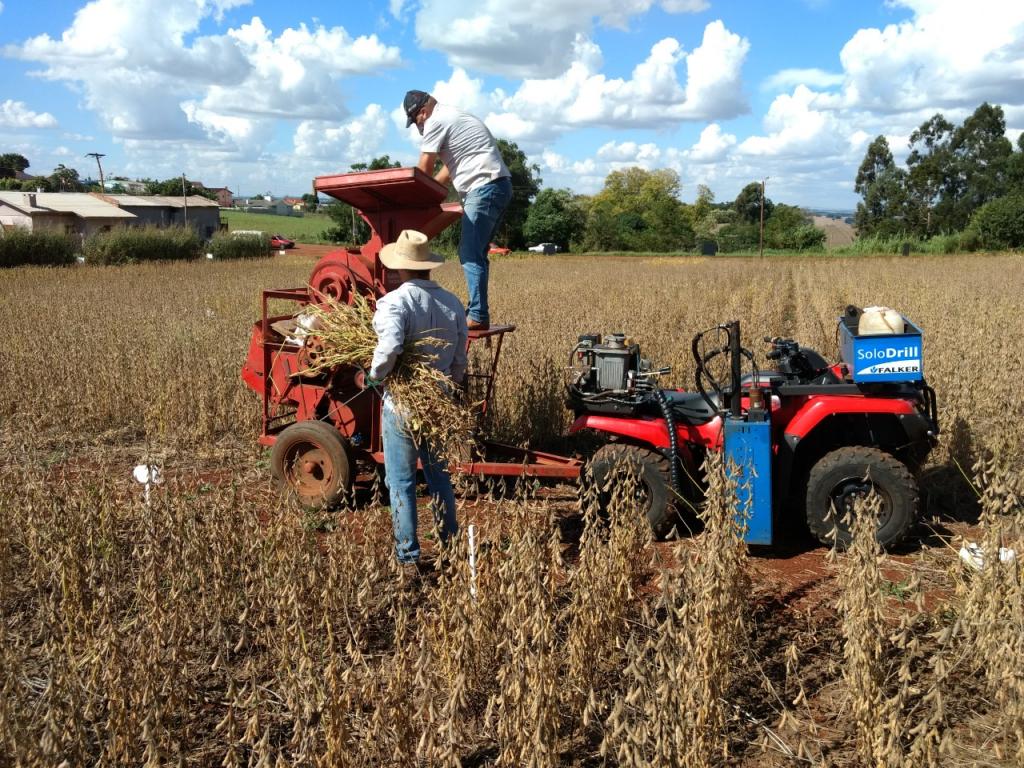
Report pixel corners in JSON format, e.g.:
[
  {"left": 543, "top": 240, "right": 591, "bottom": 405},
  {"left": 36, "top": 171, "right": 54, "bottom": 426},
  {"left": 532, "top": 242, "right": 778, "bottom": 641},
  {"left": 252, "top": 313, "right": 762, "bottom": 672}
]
[{"left": 567, "top": 333, "right": 670, "bottom": 414}]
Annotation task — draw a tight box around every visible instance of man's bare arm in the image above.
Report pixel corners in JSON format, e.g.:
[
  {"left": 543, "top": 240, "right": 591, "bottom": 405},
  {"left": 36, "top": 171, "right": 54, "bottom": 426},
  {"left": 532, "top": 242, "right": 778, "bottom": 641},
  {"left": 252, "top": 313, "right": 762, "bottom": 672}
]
[{"left": 417, "top": 151, "right": 450, "bottom": 186}]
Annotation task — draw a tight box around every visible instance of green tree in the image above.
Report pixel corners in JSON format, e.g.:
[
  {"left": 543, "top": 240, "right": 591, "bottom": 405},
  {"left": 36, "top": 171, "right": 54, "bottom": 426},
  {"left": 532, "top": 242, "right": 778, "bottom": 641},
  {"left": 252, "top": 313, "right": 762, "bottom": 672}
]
[
  {"left": 853, "top": 136, "right": 911, "bottom": 237},
  {"left": 905, "top": 114, "right": 956, "bottom": 234},
  {"left": 1008, "top": 133, "right": 1024, "bottom": 193},
  {"left": 494, "top": 139, "right": 541, "bottom": 249},
  {"left": 764, "top": 204, "right": 825, "bottom": 250},
  {"left": 0, "top": 153, "right": 30, "bottom": 179},
  {"left": 142, "top": 178, "right": 216, "bottom": 199},
  {"left": 733, "top": 181, "right": 773, "bottom": 224},
  {"left": 583, "top": 167, "right": 692, "bottom": 252},
  {"left": 300, "top": 193, "right": 319, "bottom": 212},
  {"left": 349, "top": 155, "right": 401, "bottom": 172},
  {"left": 523, "top": 188, "right": 586, "bottom": 251},
  {"left": 49, "top": 164, "right": 84, "bottom": 192},
  {"left": 950, "top": 102, "right": 1013, "bottom": 225},
  {"left": 854, "top": 136, "right": 895, "bottom": 197},
  {"left": 854, "top": 166, "right": 910, "bottom": 237},
  {"left": 967, "top": 193, "right": 1024, "bottom": 249}
]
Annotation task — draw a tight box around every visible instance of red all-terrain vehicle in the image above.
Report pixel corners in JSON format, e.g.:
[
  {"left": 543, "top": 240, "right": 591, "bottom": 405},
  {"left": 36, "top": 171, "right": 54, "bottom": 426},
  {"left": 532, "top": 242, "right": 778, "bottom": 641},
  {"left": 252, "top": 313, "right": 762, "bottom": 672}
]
[{"left": 567, "top": 312, "right": 939, "bottom": 549}]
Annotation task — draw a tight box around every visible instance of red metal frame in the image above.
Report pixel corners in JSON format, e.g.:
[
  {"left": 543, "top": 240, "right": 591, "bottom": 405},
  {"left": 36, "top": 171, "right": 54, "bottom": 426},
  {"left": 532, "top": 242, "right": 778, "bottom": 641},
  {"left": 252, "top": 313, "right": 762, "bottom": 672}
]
[{"left": 242, "top": 166, "right": 581, "bottom": 481}]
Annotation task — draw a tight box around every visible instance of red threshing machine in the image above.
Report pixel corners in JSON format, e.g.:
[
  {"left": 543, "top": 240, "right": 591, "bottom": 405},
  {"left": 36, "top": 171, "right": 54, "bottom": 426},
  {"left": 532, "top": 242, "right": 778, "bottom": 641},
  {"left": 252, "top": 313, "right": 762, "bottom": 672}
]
[{"left": 241, "top": 167, "right": 582, "bottom": 505}]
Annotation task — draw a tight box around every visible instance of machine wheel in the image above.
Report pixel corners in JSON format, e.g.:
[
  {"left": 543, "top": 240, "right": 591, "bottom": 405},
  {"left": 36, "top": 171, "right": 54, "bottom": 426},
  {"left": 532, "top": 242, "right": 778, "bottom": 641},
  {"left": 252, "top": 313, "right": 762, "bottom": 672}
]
[
  {"left": 805, "top": 446, "right": 918, "bottom": 550},
  {"left": 310, "top": 259, "right": 371, "bottom": 305},
  {"left": 586, "top": 444, "right": 680, "bottom": 539},
  {"left": 270, "top": 421, "right": 351, "bottom": 508}
]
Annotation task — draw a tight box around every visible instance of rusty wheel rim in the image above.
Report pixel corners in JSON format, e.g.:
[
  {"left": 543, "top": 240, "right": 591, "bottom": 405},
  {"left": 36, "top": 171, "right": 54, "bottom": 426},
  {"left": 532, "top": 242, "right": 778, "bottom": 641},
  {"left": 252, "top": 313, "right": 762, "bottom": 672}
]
[{"left": 284, "top": 442, "right": 335, "bottom": 501}]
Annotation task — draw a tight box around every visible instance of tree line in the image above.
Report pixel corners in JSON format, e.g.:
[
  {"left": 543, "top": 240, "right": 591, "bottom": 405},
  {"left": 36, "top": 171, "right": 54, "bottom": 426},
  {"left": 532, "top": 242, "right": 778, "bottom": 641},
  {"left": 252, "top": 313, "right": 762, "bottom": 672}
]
[
  {"left": 0, "top": 154, "right": 218, "bottom": 200},
  {"left": 854, "top": 102, "right": 1024, "bottom": 248},
  {"left": 321, "top": 146, "right": 824, "bottom": 254}
]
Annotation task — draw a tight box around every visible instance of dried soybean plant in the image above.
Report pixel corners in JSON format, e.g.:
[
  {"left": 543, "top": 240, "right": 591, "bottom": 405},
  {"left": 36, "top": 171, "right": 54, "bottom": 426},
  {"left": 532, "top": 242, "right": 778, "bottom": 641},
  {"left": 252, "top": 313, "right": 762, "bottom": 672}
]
[
  {"left": 300, "top": 293, "right": 475, "bottom": 466},
  {"left": 831, "top": 493, "right": 909, "bottom": 766},
  {"left": 602, "top": 453, "right": 750, "bottom": 767},
  {"left": 955, "top": 458, "right": 1024, "bottom": 763},
  {"left": 564, "top": 465, "right": 652, "bottom": 726}
]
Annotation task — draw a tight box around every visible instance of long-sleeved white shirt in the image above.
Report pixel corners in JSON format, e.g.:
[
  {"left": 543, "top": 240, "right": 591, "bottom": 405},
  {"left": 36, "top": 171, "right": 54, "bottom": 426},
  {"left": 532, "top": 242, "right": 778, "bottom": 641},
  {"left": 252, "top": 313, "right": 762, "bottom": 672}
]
[{"left": 369, "top": 279, "right": 468, "bottom": 383}]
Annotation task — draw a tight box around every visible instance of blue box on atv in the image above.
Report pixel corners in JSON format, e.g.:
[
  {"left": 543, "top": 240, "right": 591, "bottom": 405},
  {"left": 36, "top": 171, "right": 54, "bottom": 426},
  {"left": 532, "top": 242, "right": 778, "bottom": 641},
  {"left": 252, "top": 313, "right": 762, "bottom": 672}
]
[
  {"left": 724, "top": 418, "right": 773, "bottom": 545},
  {"left": 839, "top": 314, "right": 923, "bottom": 383}
]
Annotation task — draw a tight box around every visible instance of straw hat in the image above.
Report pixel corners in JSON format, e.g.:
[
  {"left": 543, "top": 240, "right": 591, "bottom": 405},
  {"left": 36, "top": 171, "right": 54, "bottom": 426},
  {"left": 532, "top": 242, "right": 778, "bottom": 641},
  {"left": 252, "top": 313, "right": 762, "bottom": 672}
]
[{"left": 379, "top": 229, "right": 445, "bottom": 271}]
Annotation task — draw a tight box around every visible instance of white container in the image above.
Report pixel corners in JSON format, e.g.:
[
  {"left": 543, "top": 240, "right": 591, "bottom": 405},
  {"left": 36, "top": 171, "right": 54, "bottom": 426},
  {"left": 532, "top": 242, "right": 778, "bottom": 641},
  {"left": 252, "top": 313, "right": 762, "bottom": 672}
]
[{"left": 858, "top": 306, "right": 905, "bottom": 335}]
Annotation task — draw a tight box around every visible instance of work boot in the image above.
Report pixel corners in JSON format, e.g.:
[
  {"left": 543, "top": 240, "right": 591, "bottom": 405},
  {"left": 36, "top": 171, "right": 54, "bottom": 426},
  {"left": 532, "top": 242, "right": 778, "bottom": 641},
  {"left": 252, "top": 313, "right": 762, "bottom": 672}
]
[{"left": 467, "top": 318, "right": 489, "bottom": 331}]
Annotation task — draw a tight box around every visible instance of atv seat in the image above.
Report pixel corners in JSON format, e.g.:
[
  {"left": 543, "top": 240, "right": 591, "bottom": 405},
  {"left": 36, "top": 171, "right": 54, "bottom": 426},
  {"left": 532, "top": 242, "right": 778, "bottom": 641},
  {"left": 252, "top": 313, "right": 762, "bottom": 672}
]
[{"left": 643, "top": 390, "right": 719, "bottom": 425}]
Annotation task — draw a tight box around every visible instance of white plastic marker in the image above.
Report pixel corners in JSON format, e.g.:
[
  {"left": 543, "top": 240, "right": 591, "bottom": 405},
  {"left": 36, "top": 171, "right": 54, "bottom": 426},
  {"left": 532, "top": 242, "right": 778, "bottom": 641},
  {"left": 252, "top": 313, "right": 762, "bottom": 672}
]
[
  {"left": 278, "top": 249, "right": 286, "bottom": 256},
  {"left": 959, "top": 541, "right": 1017, "bottom": 571},
  {"left": 132, "top": 464, "right": 164, "bottom": 506},
  {"left": 206, "top": 253, "right": 214, "bottom": 260},
  {"left": 468, "top": 524, "right": 478, "bottom": 600}
]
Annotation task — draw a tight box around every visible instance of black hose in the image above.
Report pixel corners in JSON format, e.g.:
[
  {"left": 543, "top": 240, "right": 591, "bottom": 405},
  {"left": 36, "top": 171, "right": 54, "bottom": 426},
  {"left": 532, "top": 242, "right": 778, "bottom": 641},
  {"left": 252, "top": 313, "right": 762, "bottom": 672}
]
[{"left": 651, "top": 388, "right": 682, "bottom": 498}]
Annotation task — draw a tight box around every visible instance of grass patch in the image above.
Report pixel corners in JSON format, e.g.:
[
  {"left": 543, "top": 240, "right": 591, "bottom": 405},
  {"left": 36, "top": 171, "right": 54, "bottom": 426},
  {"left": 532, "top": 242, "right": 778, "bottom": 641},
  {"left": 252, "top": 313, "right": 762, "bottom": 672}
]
[{"left": 221, "top": 209, "right": 334, "bottom": 244}]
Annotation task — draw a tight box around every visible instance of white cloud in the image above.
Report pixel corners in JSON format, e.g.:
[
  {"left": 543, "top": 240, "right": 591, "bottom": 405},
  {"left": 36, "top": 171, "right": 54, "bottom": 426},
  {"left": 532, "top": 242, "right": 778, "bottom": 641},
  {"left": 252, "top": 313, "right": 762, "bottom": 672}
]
[
  {"left": 415, "top": 0, "right": 709, "bottom": 77},
  {"left": 294, "top": 104, "right": 389, "bottom": 162},
  {"left": 686, "top": 123, "right": 736, "bottom": 162},
  {"left": 0, "top": 99, "right": 58, "bottom": 129},
  {"left": 838, "top": 0, "right": 1024, "bottom": 113},
  {"left": 596, "top": 140, "right": 662, "bottom": 165},
  {"left": 762, "top": 67, "right": 844, "bottom": 92},
  {"left": 738, "top": 85, "right": 846, "bottom": 158},
  {"left": 0, "top": 2, "right": 5, "bottom": 14},
  {"left": 479, "top": 22, "right": 749, "bottom": 145},
  {"left": 5, "top": 0, "right": 402, "bottom": 149}
]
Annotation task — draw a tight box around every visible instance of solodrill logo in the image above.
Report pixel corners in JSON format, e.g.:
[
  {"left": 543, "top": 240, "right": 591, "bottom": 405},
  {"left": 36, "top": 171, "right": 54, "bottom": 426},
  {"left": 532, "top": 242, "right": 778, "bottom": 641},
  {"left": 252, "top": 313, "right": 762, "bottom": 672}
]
[{"left": 855, "top": 344, "right": 921, "bottom": 377}]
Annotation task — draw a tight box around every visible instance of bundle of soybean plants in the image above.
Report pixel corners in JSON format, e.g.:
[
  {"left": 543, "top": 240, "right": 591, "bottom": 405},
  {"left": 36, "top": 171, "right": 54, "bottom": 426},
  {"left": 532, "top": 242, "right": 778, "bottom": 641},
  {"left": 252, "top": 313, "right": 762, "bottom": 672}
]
[{"left": 301, "top": 293, "right": 475, "bottom": 466}]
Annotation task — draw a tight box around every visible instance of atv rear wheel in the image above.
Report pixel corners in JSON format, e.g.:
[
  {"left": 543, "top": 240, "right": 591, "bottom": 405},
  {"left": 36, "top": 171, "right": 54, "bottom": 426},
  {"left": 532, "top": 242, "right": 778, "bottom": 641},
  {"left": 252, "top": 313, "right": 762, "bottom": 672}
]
[
  {"left": 271, "top": 421, "right": 351, "bottom": 508},
  {"left": 586, "top": 444, "right": 680, "bottom": 539},
  {"left": 805, "top": 446, "right": 917, "bottom": 550}
]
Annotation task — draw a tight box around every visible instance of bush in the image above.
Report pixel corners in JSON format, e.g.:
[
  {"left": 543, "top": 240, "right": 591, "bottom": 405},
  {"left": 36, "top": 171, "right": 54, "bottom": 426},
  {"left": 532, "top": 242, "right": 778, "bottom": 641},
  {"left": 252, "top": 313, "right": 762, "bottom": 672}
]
[
  {"left": 0, "top": 228, "right": 78, "bottom": 267},
  {"left": 208, "top": 232, "right": 272, "bottom": 260},
  {"left": 84, "top": 226, "right": 202, "bottom": 265},
  {"left": 968, "top": 194, "right": 1024, "bottom": 250}
]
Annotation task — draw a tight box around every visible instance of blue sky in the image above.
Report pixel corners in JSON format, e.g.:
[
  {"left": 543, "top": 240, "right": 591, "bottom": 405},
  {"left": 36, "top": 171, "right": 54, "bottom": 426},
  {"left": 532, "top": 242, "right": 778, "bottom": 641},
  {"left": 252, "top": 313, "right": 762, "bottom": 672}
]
[{"left": 1, "top": 0, "right": 1022, "bottom": 209}]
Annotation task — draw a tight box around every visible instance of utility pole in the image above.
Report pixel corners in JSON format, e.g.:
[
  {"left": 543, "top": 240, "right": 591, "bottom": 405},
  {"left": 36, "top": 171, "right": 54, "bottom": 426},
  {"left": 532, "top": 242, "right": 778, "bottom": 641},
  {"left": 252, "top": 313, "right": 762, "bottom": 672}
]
[
  {"left": 86, "top": 152, "right": 106, "bottom": 191},
  {"left": 758, "top": 177, "right": 769, "bottom": 258},
  {"left": 181, "top": 173, "right": 189, "bottom": 226}
]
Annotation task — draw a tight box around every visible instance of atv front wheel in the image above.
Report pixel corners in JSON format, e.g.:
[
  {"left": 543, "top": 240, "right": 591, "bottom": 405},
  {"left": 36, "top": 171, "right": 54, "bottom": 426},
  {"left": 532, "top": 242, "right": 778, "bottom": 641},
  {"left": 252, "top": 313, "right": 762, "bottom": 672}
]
[
  {"left": 586, "top": 444, "right": 681, "bottom": 539},
  {"left": 805, "top": 446, "right": 918, "bottom": 550}
]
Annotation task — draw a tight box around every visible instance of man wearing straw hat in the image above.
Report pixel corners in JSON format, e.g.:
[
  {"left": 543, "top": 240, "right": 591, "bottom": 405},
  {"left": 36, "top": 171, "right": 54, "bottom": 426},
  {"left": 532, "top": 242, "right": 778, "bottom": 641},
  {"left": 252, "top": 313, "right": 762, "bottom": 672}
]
[
  {"left": 404, "top": 89, "right": 512, "bottom": 331},
  {"left": 368, "top": 229, "right": 467, "bottom": 571}
]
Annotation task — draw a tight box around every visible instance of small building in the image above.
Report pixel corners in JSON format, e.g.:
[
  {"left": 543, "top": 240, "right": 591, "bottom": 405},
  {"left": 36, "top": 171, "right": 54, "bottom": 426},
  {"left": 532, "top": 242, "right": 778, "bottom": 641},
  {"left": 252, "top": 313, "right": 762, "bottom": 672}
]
[
  {"left": 0, "top": 191, "right": 135, "bottom": 237},
  {"left": 103, "top": 194, "right": 222, "bottom": 238},
  {"left": 190, "top": 181, "right": 234, "bottom": 208},
  {"left": 207, "top": 187, "right": 234, "bottom": 208},
  {"left": 282, "top": 196, "right": 305, "bottom": 212},
  {"left": 241, "top": 196, "right": 298, "bottom": 217}
]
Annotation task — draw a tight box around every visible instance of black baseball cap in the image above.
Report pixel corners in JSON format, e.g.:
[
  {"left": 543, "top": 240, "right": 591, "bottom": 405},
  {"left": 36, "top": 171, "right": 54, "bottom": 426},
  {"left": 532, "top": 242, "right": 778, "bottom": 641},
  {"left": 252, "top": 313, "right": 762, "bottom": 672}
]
[{"left": 403, "top": 90, "right": 430, "bottom": 127}]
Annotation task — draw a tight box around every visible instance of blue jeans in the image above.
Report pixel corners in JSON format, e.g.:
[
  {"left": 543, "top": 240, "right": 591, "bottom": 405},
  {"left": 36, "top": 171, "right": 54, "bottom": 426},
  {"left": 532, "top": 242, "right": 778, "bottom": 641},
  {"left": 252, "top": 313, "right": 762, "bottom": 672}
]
[
  {"left": 459, "top": 176, "right": 512, "bottom": 325},
  {"left": 382, "top": 397, "right": 458, "bottom": 564}
]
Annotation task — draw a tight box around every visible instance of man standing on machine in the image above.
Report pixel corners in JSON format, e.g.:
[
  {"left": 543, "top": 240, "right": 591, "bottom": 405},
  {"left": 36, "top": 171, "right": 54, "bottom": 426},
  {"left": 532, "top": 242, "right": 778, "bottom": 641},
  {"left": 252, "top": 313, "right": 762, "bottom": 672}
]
[
  {"left": 367, "top": 229, "right": 467, "bottom": 573},
  {"left": 404, "top": 89, "right": 512, "bottom": 331}
]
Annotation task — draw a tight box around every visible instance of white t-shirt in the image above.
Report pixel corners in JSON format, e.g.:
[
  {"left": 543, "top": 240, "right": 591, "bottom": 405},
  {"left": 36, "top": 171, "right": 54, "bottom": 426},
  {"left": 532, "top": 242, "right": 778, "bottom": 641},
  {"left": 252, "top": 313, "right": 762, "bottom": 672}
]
[{"left": 420, "top": 104, "right": 511, "bottom": 197}]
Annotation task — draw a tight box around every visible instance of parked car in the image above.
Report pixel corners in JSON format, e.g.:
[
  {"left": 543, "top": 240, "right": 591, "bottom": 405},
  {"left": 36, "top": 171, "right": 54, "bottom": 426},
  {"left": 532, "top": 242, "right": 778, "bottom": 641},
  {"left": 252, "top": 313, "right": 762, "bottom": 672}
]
[
  {"left": 487, "top": 242, "right": 511, "bottom": 256},
  {"left": 270, "top": 234, "right": 296, "bottom": 249},
  {"left": 527, "top": 242, "right": 559, "bottom": 254}
]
